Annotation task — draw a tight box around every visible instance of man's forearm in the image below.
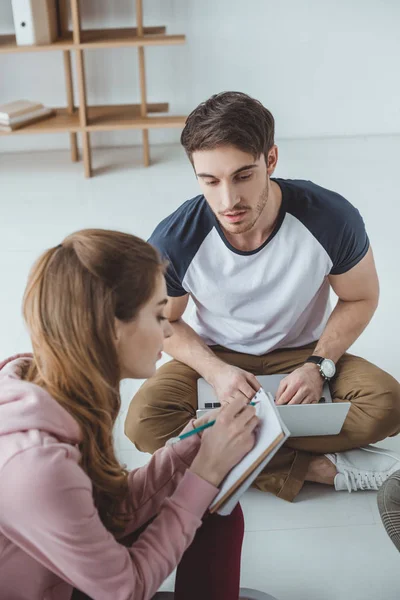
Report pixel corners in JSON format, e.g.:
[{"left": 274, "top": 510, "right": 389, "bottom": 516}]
[
  {"left": 313, "top": 298, "right": 378, "bottom": 363},
  {"left": 163, "top": 319, "right": 224, "bottom": 380}
]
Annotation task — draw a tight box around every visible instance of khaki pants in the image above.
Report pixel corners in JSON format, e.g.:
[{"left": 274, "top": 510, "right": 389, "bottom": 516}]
[{"left": 125, "top": 344, "right": 400, "bottom": 501}]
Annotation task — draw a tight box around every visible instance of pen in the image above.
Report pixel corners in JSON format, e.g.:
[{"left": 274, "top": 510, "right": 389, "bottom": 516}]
[{"left": 166, "top": 400, "right": 260, "bottom": 446}]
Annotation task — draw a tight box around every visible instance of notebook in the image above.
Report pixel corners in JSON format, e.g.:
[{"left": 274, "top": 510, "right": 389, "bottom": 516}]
[{"left": 209, "top": 387, "right": 290, "bottom": 516}]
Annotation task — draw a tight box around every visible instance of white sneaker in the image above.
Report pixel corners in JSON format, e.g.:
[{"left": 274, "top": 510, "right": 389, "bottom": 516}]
[{"left": 325, "top": 445, "right": 400, "bottom": 492}]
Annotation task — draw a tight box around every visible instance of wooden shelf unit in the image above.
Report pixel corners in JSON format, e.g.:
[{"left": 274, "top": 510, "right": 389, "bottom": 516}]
[
  {"left": 0, "top": 28, "right": 185, "bottom": 53},
  {"left": 0, "top": 1, "right": 187, "bottom": 177}
]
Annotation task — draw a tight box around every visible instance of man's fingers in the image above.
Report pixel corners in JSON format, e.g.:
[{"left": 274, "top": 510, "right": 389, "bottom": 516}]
[
  {"left": 275, "top": 385, "right": 295, "bottom": 405},
  {"left": 300, "top": 394, "right": 319, "bottom": 405},
  {"left": 275, "top": 379, "right": 288, "bottom": 402},
  {"left": 288, "top": 389, "right": 307, "bottom": 405}
]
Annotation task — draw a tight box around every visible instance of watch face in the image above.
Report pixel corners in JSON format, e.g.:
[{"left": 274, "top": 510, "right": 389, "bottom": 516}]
[{"left": 321, "top": 359, "right": 336, "bottom": 378}]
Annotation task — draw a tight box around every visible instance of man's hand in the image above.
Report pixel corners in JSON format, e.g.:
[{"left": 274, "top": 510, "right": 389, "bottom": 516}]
[
  {"left": 275, "top": 363, "right": 324, "bottom": 405},
  {"left": 206, "top": 363, "right": 260, "bottom": 406}
]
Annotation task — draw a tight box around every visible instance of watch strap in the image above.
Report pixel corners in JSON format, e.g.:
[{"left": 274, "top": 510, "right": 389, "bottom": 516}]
[{"left": 305, "top": 355, "right": 324, "bottom": 366}]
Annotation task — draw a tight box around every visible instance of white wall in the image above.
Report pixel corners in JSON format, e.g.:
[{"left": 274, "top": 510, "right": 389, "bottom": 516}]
[{"left": 1, "top": 0, "right": 400, "bottom": 154}]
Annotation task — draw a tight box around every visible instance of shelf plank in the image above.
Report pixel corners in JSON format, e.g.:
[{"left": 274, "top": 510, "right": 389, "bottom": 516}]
[
  {"left": 80, "top": 31, "right": 185, "bottom": 49},
  {"left": 86, "top": 114, "right": 186, "bottom": 132},
  {"left": 0, "top": 33, "right": 73, "bottom": 53},
  {"left": 0, "top": 104, "right": 176, "bottom": 136},
  {"left": 0, "top": 27, "right": 184, "bottom": 53},
  {"left": 80, "top": 26, "right": 166, "bottom": 44},
  {"left": 87, "top": 103, "right": 169, "bottom": 125},
  {"left": 0, "top": 108, "right": 80, "bottom": 135}
]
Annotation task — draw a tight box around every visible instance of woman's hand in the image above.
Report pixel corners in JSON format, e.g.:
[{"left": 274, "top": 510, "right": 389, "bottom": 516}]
[
  {"left": 190, "top": 396, "right": 259, "bottom": 487},
  {"left": 192, "top": 408, "right": 221, "bottom": 433}
]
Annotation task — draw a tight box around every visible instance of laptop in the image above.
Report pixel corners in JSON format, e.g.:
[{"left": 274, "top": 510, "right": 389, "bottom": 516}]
[{"left": 197, "top": 374, "right": 350, "bottom": 437}]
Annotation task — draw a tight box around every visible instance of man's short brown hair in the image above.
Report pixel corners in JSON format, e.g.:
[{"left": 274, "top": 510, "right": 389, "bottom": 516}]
[{"left": 181, "top": 91, "right": 275, "bottom": 164}]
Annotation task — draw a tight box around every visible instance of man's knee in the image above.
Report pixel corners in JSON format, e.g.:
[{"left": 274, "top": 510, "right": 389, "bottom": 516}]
[
  {"left": 372, "top": 375, "right": 400, "bottom": 438},
  {"left": 124, "top": 383, "right": 194, "bottom": 454},
  {"left": 351, "top": 373, "right": 400, "bottom": 443}
]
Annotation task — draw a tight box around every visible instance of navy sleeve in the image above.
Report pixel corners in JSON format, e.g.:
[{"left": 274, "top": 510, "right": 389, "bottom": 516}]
[
  {"left": 147, "top": 196, "right": 214, "bottom": 298},
  {"left": 148, "top": 234, "right": 188, "bottom": 297},
  {"left": 280, "top": 179, "right": 370, "bottom": 276},
  {"left": 329, "top": 206, "right": 370, "bottom": 275}
]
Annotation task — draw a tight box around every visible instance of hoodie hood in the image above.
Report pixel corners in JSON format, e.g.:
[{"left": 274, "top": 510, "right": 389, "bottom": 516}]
[{"left": 0, "top": 355, "right": 82, "bottom": 444}]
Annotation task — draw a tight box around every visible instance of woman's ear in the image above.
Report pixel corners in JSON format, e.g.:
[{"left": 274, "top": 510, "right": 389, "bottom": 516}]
[{"left": 114, "top": 318, "right": 122, "bottom": 343}]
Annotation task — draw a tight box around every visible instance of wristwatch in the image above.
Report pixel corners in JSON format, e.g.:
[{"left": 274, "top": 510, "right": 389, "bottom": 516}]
[{"left": 305, "top": 355, "right": 336, "bottom": 381}]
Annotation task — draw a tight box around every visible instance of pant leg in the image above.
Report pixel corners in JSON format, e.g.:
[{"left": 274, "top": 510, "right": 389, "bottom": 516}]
[
  {"left": 124, "top": 349, "right": 263, "bottom": 453},
  {"left": 174, "top": 503, "right": 244, "bottom": 600},
  {"left": 125, "top": 344, "right": 400, "bottom": 503},
  {"left": 72, "top": 505, "right": 244, "bottom": 600},
  {"left": 253, "top": 345, "right": 400, "bottom": 500},
  {"left": 377, "top": 470, "right": 400, "bottom": 552}
]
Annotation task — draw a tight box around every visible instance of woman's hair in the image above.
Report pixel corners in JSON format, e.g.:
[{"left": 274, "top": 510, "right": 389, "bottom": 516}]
[
  {"left": 181, "top": 91, "right": 275, "bottom": 164},
  {"left": 22, "top": 229, "right": 164, "bottom": 535}
]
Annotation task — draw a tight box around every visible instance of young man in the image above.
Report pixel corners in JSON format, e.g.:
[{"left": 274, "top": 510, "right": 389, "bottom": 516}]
[{"left": 125, "top": 91, "right": 400, "bottom": 501}]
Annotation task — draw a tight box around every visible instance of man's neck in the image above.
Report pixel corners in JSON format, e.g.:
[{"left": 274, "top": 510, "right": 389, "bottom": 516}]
[{"left": 222, "top": 180, "right": 282, "bottom": 252}]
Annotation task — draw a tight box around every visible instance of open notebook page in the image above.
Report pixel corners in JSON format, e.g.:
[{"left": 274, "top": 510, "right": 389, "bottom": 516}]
[{"left": 209, "top": 388, "right": 290, "bottom": 516}]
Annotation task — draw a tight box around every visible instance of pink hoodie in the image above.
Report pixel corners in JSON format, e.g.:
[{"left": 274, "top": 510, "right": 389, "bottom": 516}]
[{"left": 0, "top": 356, "right": 218, "bottom": 600}]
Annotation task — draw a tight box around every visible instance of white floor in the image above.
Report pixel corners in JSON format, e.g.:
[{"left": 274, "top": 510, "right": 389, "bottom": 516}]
[{"left": 1, "top": 138, "right": 400, "bottom": 599}]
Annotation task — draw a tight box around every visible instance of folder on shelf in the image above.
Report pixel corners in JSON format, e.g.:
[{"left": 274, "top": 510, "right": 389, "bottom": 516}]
[{"left": 11, "top": 0, "right": 58, "bottom": 46}]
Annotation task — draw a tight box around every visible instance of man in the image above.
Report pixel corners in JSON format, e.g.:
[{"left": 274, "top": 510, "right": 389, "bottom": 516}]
[{"left": 125, "top": 91, "right": 400, "bottom": 502}]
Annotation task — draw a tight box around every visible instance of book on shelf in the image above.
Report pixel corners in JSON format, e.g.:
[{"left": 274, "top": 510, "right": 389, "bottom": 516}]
[
  {"left": 0, "top": 107, "right": 55, "bottom": 132},
  {"left": 0, "top": 100, "right": 45, "bottom": 122}
]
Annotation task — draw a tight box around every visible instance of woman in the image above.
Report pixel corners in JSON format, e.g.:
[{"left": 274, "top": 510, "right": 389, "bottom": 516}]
[{"left": 0, "top": 229, "right": 259, "bottom": 600}]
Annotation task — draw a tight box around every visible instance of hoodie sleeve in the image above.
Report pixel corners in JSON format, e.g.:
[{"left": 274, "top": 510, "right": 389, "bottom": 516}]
[
  {"left": 0, "top": 444, "right": 218, "bottom": 600},
  {"left": 122, "top": 419, "right": 207, "bottom": 534}
]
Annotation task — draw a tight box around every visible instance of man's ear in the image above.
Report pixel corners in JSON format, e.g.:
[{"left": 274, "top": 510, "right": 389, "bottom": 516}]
[{"left": 267, "top": 145, "right": 278, "bottom": 175}]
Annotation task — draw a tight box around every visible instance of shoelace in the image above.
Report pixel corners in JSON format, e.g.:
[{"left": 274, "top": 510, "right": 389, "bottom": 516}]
[{"left": 343, "top": 469, "right": 387, "bottom": 492}]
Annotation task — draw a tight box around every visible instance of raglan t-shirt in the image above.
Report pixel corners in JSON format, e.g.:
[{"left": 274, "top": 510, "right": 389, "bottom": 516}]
[{"left": 148, "top": 178, "right": 369, "bottom": 356}]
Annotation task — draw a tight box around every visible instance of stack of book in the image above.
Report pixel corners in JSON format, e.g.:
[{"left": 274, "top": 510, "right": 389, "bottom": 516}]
[{"left": 0, "top": 100, "right": 55, "bottom": 132}]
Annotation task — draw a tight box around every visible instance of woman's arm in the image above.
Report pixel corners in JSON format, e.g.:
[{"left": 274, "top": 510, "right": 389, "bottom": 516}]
[
  {"left": 0, "top": 443, "right": 218, "bottom": 600},
  {"left": 123, "top": 419, "right": 206, "bottom": 534}
]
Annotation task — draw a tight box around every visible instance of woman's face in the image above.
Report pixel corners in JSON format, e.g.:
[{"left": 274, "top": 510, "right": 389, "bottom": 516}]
[{"left": 115, "top": 272, "right": 172, "bottom": 379}]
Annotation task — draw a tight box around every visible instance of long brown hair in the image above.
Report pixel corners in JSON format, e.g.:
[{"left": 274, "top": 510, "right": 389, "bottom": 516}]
[
  {"left": 22, "top": 229, "right": 163, "bottom": 535},
  {"left": 181, "top": 91, "right": 275, "bottom": 164}
]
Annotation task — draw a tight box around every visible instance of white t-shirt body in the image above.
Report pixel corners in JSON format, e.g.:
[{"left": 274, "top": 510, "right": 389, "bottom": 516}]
[{"left": 149, "top": 179, "right": 369, "bottom": 356}]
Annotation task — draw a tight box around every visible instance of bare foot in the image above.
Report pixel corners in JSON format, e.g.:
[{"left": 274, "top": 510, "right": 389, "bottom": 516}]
[{"left": 305, "top": 455, "right": 337, "bottom": 485}]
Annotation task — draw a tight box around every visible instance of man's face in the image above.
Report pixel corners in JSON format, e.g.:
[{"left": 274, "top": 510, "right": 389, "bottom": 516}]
[{"left": 192, "top": 145, "right": 272, "bottom": 235}]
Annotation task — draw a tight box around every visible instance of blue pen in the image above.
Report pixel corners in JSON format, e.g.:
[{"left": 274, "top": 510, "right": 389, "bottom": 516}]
[{"left": 166, "top": 400, "right": 260, "bottom": 446}]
